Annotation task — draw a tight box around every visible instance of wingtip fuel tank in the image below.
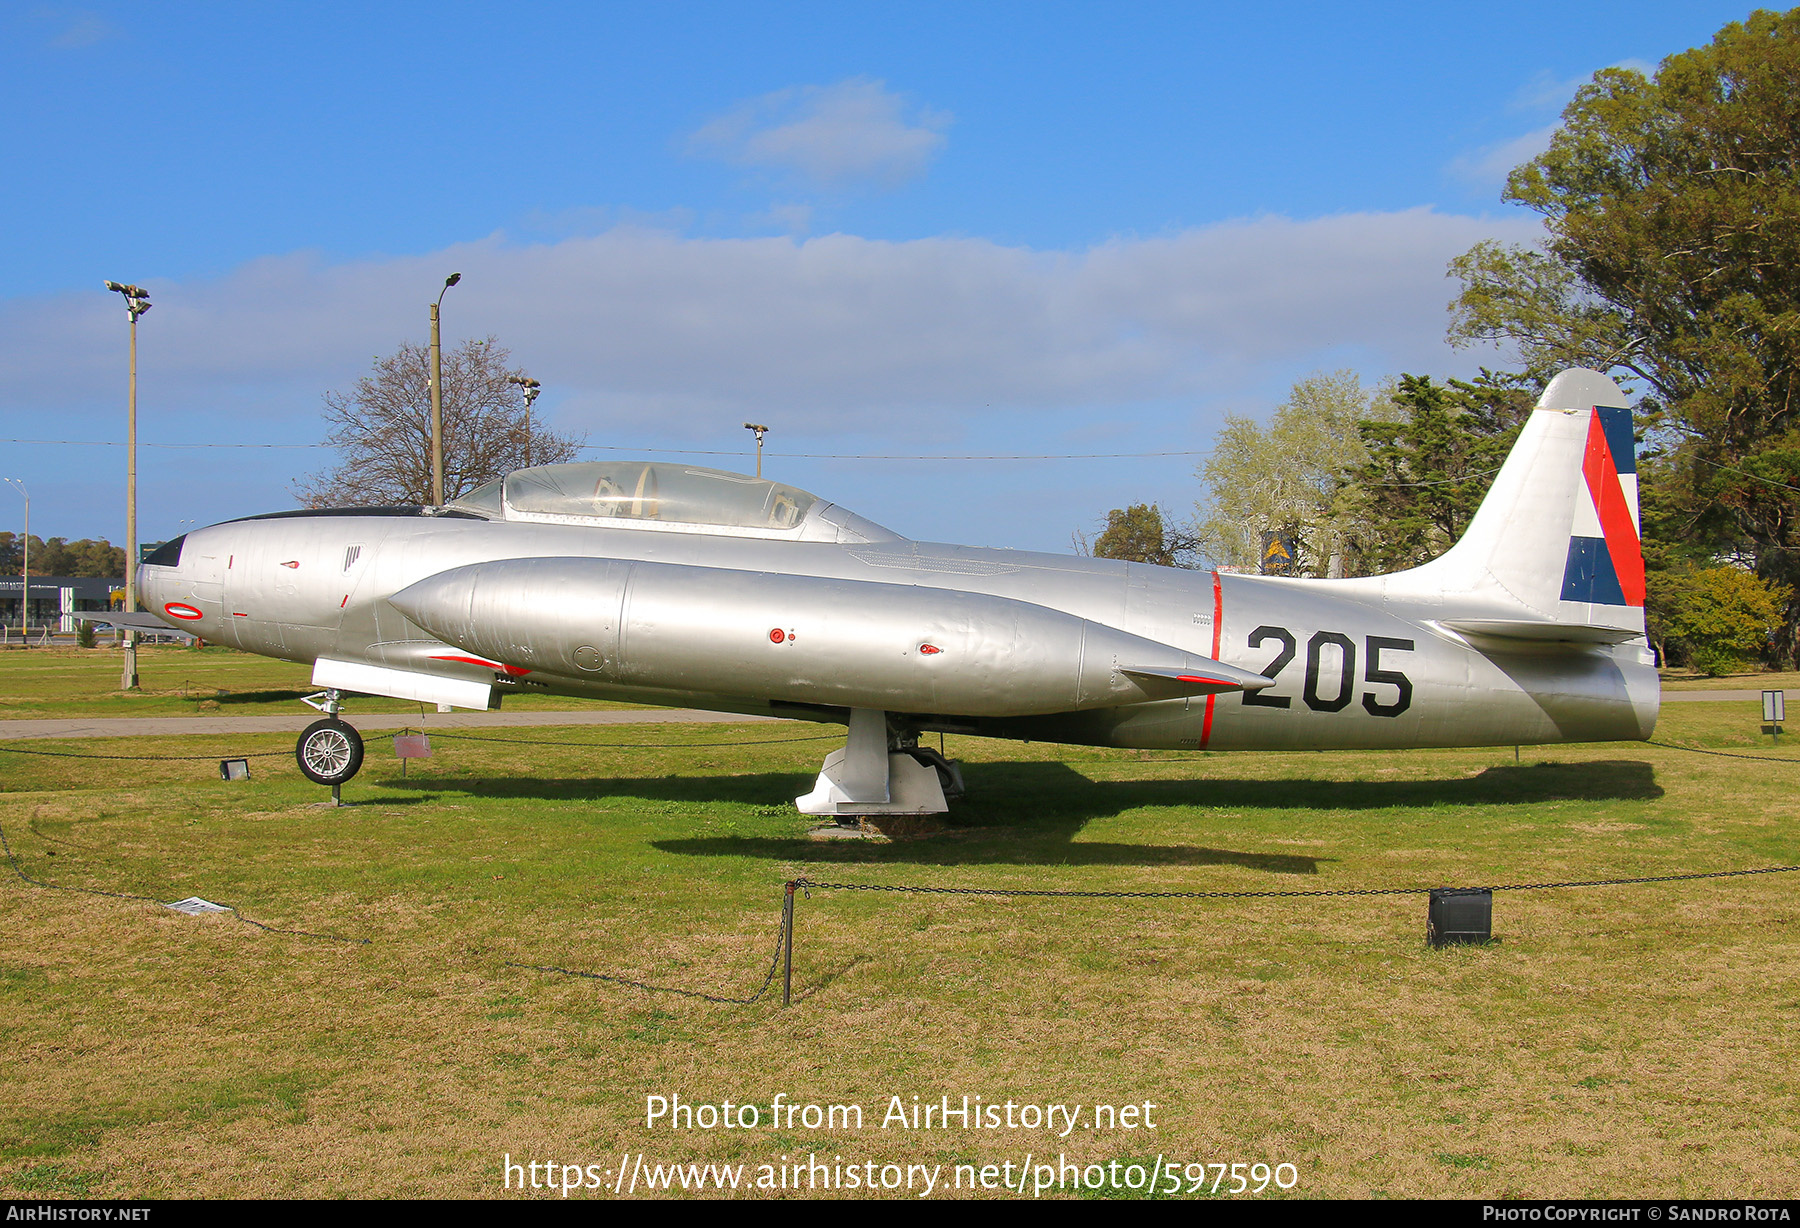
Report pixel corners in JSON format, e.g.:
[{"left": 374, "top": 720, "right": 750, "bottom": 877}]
[{"left": 389, "top": 556, "right": 1275, "bottom": 720}]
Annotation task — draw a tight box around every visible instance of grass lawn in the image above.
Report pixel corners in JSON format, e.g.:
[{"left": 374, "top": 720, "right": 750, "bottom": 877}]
[{"left": 0, "top": 696, "right": 1796, "bottom": 1198}]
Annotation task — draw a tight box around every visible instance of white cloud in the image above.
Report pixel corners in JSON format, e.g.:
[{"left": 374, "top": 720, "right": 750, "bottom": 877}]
[
  {"left": 689, "top": 78, "right": 951, "bottom": 190},
  {"left": 35, "top": 7, "right": 118, "bottom": 48},
  {"left": 0, "top": 209, "right": 1541, "bottom": 442},
  {"left": 1510, "top": 59, "right": 1657, "bottom": 112},
  {"left": 1453, "top": 56, "right": 1659, "bottom": 190},
  {"left": 749, "top": 203, "right": 815, "bottom": 234},
  {"left": 1448, "top": 124, "right": 1559, "bottom": 188}
]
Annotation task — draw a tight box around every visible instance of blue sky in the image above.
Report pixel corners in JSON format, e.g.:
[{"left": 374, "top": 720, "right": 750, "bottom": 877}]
[{"left": 0, "top": 2, "right": 1759, "bottom": 553}]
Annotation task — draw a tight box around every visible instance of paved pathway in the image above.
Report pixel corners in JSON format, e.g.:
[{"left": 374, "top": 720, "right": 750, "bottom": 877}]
[
  {"left": 1661, "top": 691, "right": 1769, "bottom": 703},
  {"left": 0, "top": 689, "right": 1770, "bottom": 741},
  {"left": 0, "top": 708, "right": 788, "bottom": 741}
]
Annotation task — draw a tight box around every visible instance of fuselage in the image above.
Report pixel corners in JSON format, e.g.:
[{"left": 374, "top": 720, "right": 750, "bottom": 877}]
[{"left": 139, "top": 502, "right": 1659, "bottom": 752}]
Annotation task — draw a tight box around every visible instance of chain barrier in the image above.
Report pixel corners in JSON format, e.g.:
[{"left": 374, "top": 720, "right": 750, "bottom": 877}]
[
  {"left": 8, "top": 811, "right": 1800, "bottom": 1005},
  {"left": 0, "top": 744, "right": 290, "bottom": 761},
  {"left": 0, "top": 804, "right": 775, "bottom": 996},
  {"left": 1647, "top": 739, "right": 1800, "bottom": 764},
  {"left": 0, "top": 812, "right": 367, "bottom": 944},
  {"left": 794, "top": 863, "right": 1800, "bottom": 900}
]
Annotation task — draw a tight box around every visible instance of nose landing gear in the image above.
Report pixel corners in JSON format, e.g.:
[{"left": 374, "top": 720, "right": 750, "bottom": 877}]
[{"left": 296, "top": 690, "right": 364, "bottom": 794}]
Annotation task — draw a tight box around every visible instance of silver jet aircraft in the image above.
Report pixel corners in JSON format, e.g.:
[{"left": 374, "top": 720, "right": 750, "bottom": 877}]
[{"left": 138, "top": 368, "right": 1656, "bottom": 816}]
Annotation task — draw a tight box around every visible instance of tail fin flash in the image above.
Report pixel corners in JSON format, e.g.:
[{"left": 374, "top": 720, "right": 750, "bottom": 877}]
[
  {"left": 1558, "top": 386, "right": 1643, "bottom": 609},
  {"left": 1389, "top": 368, "right": 1644, "bottom": 639}
]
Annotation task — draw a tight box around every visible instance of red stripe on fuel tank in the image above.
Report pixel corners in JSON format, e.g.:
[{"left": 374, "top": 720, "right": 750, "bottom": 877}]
[
  {"left": 1200, "top": 570, "right": 1223, "bottom": 749},
  {"left": 429, "top": 653, "right": 532, "bottom": 677}
]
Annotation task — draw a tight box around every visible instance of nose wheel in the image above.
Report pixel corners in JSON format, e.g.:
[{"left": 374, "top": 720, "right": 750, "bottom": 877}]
[{"left": 296, "top": 717, "right": 364, "bottom": 786}]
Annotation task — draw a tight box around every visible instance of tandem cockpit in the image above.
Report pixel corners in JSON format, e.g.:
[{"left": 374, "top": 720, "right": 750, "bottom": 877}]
[{"left": 444, "top": 461, "right": 901, "bottom": 545}]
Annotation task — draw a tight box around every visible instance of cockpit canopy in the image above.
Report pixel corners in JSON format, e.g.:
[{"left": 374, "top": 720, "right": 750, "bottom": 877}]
[{"left": 446, "top": 462, "right": 898, "bottom": 544}]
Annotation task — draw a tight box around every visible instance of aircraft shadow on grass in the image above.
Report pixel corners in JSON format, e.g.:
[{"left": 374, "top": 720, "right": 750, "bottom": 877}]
[
  {"left": 373, "top": 758, "right": 1659, "bottom": 873},
  {"left": 192, "top": 688, "right": 315, "bottom": 706}
]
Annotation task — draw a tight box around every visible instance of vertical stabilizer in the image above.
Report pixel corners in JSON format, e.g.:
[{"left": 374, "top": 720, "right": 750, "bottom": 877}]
[{"left": 1382, "top": 368, "right": 1645, "bottom": 637}]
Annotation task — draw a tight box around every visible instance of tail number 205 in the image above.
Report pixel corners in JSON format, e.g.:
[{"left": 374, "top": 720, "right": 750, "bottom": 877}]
[{"left": 1239, "top": 626, "right": 1414, "bottom": 717}]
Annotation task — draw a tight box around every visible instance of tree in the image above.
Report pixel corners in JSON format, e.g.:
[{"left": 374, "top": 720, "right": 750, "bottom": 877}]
[
  {"left": 1083, "top": 503, "right": 1195, "bottom": 567},
  {"left": 1340, "top": 371, "right": 1533, "bottom": 572},
  {"left": 0, "top": 533, "right": 126, "bottom": 577},
  {"left": 1190, "top": 370, "right": 1395, "bottom": 576},
  {"left": 1447, "top": 10, "right": 1800, "bottom": 660},
  {"left": 1652, "top": 565, "right": 1790, "bottom": 675},
  {"left": 295, "top": 337, "right": 583, "bottom": 507}
]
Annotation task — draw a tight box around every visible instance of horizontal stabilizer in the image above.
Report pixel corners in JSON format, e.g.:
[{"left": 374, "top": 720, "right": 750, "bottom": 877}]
[
  {"left": 1438, "top": 619, "right": 1642, "bottom": 645},
  {"left": 1119, "top": 662, "right": 1275, "bottom": 695}
]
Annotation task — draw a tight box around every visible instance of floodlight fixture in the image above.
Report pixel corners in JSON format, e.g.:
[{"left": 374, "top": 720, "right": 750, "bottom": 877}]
[
  {"left": 508, "top": 376, "right": 543, "bottom": 466},
  {"left": 105, "top": 280, "right": 151, "bottom": 319},
  {"left": 744, "top": 423, "right": 771, "bottom": 478}
]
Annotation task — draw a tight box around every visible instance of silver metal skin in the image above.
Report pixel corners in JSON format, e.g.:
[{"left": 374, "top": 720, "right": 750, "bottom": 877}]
[{"left": 138, "top": 369, "right": 1658, "bottom": 813}]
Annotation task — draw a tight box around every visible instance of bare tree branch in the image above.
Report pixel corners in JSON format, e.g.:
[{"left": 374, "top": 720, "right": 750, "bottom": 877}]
[{"left": 294, "top": 338, "right": 584, "bottom": 507}]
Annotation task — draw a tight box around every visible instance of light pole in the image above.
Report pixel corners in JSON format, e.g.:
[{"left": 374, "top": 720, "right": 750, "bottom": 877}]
[
  {"left": 428, "top": 272, "right": 462, "bottom": 505},
  {"left": 744, "top": 423, "right": 770, "bottom": 479},
  {"left": 106, "top": 280, "right": 151, "bottom": 688},
  {"left": 3, "top": 479, "right": 25, "bottom": 640},
  {"left": 508, "top": 376, "right": 541, "bottom": 468}
]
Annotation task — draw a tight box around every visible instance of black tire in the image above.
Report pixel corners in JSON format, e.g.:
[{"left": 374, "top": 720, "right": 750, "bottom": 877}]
[{"left": 296, "top": 718, "right": 364, "bottom": 786}]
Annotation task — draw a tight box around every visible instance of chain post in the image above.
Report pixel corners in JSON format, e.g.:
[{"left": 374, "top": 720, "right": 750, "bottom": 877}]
[{"left": 782, "top": 880, "right": 797, "bottom": 1007}]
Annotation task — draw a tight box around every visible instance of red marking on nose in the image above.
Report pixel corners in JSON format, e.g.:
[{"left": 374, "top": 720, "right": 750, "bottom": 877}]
[
  {"left": 769, "top": 628, "right": 786, "bottom": 643},
  {"left": 163, "top": 602, "right": 204, "bottom": 621},
  {"left": 280, "top": 560, "right": 299, "bottom": 569},
  {"left": 918, "top": 643, "right": 942, "bottom": 655},
  {"left": 340, "top": 595, "right": 348, "bottom": 608}
]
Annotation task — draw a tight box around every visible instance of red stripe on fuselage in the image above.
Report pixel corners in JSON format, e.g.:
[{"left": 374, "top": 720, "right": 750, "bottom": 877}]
[
  {"left": 1582, "top": 412, "right": 1645, "bottom": 606},
  {"left": 1200, "top": 570, "right": 1223, "bottom": 749},
  {"left": 429, "top": 654, "right": 531, "bottom": 677}
]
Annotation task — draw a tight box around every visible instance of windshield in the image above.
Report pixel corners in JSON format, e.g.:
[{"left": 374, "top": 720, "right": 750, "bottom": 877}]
[{"left": 446, "top": 478, "right": 506, "bottom": 518}]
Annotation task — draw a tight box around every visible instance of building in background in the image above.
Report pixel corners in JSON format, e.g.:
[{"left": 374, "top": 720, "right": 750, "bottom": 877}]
[{"left": 0, "top": 575, "right": 127, "bottom": 635}]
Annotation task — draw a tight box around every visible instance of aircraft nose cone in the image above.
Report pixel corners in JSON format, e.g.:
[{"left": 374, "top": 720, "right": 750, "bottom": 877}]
[
  {"left": 391, "top": 557, "right": 634, "bottom": 677},
  {"left": 388, "top": 568, "right": 474, "bottom": 639}
]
